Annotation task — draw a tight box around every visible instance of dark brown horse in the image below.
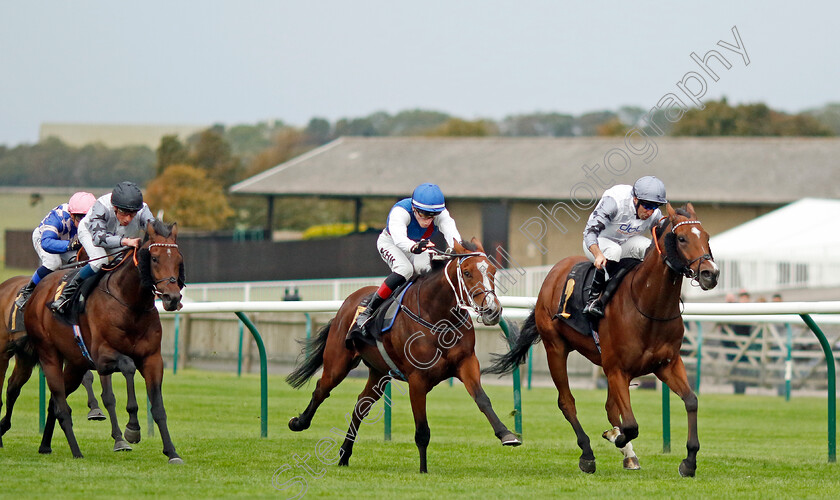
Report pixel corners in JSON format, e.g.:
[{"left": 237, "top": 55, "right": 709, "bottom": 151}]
[
  {"left": 21, "top": 220, "right": 184, "bottom": 462},
  {"left": 486, "top": 204, "right": 719, "bottom": 477},
  {"left": 0, "top": 275, "right": 141, "bottom": 451},
  {"left": 286, "top": 239, "right": 520, "bottom": 473}
]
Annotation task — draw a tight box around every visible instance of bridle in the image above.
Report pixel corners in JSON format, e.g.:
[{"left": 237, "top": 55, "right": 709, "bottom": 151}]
[
  {"left": 652, "top": 218, "right": 714, "bottom": 284},
  {"left": 441, "top": 250, "right": 500, "bottom": 323},
  {"left": 147, "top": 242, "right": 182, "bottom": 298},
  {"left": 630, "top": 216, "right": 713, "bottom": 322}
]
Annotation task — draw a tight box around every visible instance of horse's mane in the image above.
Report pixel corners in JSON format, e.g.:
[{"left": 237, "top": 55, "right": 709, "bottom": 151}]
[{"left": 424, "top": 240, "right": 480, "bottom": 275}]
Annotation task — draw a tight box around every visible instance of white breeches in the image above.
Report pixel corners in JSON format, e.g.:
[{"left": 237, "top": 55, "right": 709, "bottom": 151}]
[
  {"left": 583, "top": 235, "right": 651, "bottom": 263},
  {"left": 32, "top": 228, "right": 76, "bottom": 271},
  {"left": 377, "top": 232, "right": 431, "bottom": 280}
]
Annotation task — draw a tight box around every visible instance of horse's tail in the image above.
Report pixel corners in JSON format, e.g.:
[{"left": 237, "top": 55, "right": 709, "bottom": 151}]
[
  {"left": 286, "top": 319, "right": 333, "bottom": 389},
  {"left": 483, "top": 308, "right": 542, "bottom": 375},
  {"left": 6, "top": 334, "right": 38, "bottom": 366}
]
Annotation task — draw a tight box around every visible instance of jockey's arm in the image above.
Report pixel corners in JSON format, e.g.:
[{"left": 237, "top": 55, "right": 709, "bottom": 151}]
[
  {"left": 435, "top": 209, "right": 462, "bottom": 249},
  {"left": 387, "top": 206, "right": 416, "bottom": 254},
  {"left": 39, "top": 211, "right": 72, "bottom": 254}
]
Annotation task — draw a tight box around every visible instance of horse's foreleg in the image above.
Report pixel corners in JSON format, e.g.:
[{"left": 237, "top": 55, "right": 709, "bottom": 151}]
[
  {"left": 337, "top": 369, "right": 387, "bottom": 467},
  {"left": 140, "top": 354, "right": 182, "bottom": 464},
  {"left": 98, "top": 373, "right": 131, "bottom": 451},
  {"left": 289, "top": 348, "right": 356, "bottom": 433},
  {"left": 544, "top": 340, "right": 595, "bottom": 473},
  {"left": 456, "top": 354, "right": 520, "bottom": 446},
  {"left": 81, "top": 370, "right": 105, "bottom": 420},
  {"left": 0, "top": 356, "right": 35, "bottom": 441},
  {"left": 408, "top": 377, "right": 431, "bottom": 473},
  {"left": 604, "top": 370, "right": 638, "bottom": 449},
  {"left": 0, "top": 353, "right": 7, "bottom": 447},
  {"left": 116, "top": 356, "right": 141, "bottom": 444},
  {"left": 603, "top": 392, "right": 639, "bottom": 470},
  {"left": 656, "top": 357, "right": 699, "bottom": 477}
]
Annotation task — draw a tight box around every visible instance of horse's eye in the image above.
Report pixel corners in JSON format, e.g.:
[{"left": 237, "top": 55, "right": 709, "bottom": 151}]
[
  {"left": 464, "top": 271, "right": 472, "bottom": 278},
  {"left": 677, "top": 236, "right": 687, "bottom": 243},
  {"left": 152, "top": 256, "right": 159, "bottom": 263}
]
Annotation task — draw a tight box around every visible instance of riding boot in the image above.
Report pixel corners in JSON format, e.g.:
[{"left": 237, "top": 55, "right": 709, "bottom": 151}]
[
  {"left": 583, "top": 267, "right": 607, "bottom": 318},
  {"left": 356, "top": 293, "right": 387, "bottom": 329},
  {"left": 13, "top": 280, "right": 37, "bottom": 309},
  {"left": 50, "top": 271, "right": 86, "bottom": 314}
]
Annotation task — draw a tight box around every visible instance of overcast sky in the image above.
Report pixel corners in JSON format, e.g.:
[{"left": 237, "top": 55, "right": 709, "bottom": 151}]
[{"left": 0, "top": 1, "right": 837, "bottom": 147}]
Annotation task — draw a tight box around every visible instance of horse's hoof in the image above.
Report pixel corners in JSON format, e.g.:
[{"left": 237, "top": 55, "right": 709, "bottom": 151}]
[
  {"left": 337, "top": 459, "right": 349, "bottom": 467},
  {"left": 678, "top": 460, "right": 696, "bottom": 477},
  {"left": 500, "top": 432, "right": 522, "bottom": 446},
  {"left": 38, "top": 447, "right": 51, "bottom": 455},
  {"left": 124, "top": 427, "right": 141, "bottom": 444},
  {"left": 87, "top": 408, "right": 106, "bottom": 421},
  {"left": 623, "top": 456, "right": 640, "bottom": 470},
  {"left": 579, "top": 458, "right": 596, "bottom": 474},
  {"left": 169, "top": 457, "right": 184, "bottom": 465},
  {"left": 288, "top": 417, "right": 308, "bottom": 432},
  {"left": 114, "top": 439, "right": 132, "bottom": 452},
  {"left": 602, "top": 427, "right": 619, "bottom": 442}
]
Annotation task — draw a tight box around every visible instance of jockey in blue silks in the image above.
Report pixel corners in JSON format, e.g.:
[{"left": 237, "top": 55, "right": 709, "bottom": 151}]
[{"left": 355, "top": 183, "right": 462, "bottom": 328}]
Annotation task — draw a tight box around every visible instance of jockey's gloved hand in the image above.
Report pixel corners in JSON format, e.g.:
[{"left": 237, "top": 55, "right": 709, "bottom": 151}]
[
  {"left": 410, "top": 239, "right": 433, "bottom": 254},
  {"left": 68, "top": 235, "right": 82, "bottom": 251}
]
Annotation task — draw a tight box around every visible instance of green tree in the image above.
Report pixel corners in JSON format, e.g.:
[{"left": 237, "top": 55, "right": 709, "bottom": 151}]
[
  {"left": 191, "top": 129, "right": 243, "bottom": 186},
  {"left": 145, "top": 164, "right": 234, "bottom": 230},
  {"left": 156, "top": 135, "right": 189, "bottom": 176},
  {"left": 576, "top": 111, "right": 619, "bottom": 136},
  {"left": 304, "top": 118, "right": 333, "bottom": 145},
  {"left": 425, "top": 118, "right": 498, "bottom": 136},
  {"left": 671, "top": 99, "right": 833, "bottom": 136},
  {"left": 500, "top": 112, "right": 575, "bottom": 136},
  {"left": 388, "top": 109, "right": 451, "bottom": 135}
]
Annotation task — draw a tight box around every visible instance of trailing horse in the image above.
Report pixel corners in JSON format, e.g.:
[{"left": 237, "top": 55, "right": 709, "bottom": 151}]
[
  {"left": 486, "top": 203, "right": 719, "bottom": 477},
  {"left": 287, "top": 239, "right": 520, "bottom": 473}
]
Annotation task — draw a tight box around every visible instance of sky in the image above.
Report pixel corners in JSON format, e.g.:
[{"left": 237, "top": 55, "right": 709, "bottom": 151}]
[{"left": 0, "top": 1, "right": 838, "bottom": 147}]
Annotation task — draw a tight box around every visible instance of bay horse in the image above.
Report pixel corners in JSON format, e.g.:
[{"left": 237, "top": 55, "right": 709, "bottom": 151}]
[
  {"left": 286, "top": 239, "right": 521, "bottom": 473},
  {"left": 486, "top": 203, "right": 719, "bottom": 477},
  {"left": 0, "top": 276, "right": 140, "bottom": 451},
  {"left": 21, "top": 220, "right": 184, "bottom": 462}
]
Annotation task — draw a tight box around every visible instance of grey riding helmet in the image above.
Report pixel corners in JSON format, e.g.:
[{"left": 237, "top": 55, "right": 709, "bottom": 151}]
[
  {"left": 111, "top": 181, "right": 144, "bottom": 212},
  {"left": 632, "top": 176, "right": 667, "bottom": 204}
]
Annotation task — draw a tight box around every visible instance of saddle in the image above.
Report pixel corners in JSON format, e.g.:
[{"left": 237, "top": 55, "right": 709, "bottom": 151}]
[
  {"left": 7, "top": 297, "right": 26, "bottom": 333},
  {"left": 48, "top": 268, "right": 107, "bottom": 326},
  {"left": 345, "top": 281, "right": 413, "bottom": 349},
  {"left": 554, "top": 258, "right": 642, "bottom": 337}
]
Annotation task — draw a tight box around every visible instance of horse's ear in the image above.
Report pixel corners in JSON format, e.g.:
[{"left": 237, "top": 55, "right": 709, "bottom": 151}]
[
  {"left": 665, "top": 203, "right": 677, "bottom": 220},
  {"left": 685, "top": 202, "right": 697, "bottom": 218},
  {"left": 147, "top": 221, "right": 158, "bottom": 238},
  {"left": 453, "top": 239, "right": 466, "bottom": 254},
  {"left": 171, "top": 222, "right": 178, "bottom": 239},
  {"left": 470, "top": 237, "right": 485, "bottom": 253}
]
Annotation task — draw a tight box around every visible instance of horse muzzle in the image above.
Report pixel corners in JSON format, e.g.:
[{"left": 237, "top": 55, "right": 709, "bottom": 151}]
[
  {"left": 478, "top": 295, "right": 502, "bottom": 326},
  {"left": 698, "top": 262, "right": 720, "bottom": 291},
  {"left": 160, "top": 292, "right": 182, "bottom": 312}
]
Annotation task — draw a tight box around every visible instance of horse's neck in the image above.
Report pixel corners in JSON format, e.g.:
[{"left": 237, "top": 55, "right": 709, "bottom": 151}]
[
  {"left": 632, "top": 249, "right": 683, "bottom": 313},
  {"left": 414, "top": 266, "right": 459, "bottom": 321},
  {"left": 109, "top": 258, "right": 152, "bottom": 307}
]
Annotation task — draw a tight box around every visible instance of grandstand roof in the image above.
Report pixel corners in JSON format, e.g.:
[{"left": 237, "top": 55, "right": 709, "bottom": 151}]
[{"left": 230, "top": 136, "right": 840, "bottom": 204}]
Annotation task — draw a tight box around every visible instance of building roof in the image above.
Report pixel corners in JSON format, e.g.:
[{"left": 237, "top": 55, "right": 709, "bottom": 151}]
[{"left": 229, "top": 136, "right": 840, "bottom": 204}]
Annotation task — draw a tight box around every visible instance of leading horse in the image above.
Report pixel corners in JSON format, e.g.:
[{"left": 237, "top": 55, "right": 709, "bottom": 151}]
[
  {"left": 21, "top": 220, "right": 184, "bottom": 462},
  {"left": 286, "top": 239, "right": 520, "bottom": 473},
  {"left": 486, "top": 203, "right": 719, "bottom": 476}
]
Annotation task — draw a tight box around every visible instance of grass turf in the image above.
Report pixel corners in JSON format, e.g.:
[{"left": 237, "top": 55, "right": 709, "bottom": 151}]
[{"left": 0, "top": 367, "right": 837, "bottom": 499}]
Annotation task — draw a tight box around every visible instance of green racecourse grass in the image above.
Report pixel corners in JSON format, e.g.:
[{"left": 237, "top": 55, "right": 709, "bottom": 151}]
[{"left": 0, "top": 367, "right": 837, "bottom": 500}]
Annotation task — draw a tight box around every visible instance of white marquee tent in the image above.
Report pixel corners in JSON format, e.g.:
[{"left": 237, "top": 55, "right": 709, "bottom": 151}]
[{"left": 684, "top": 198, "right": 840, "bottom": 298}]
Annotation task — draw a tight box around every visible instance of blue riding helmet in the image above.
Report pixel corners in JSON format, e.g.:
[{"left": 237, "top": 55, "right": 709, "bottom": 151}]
[{"left": 411, "top": 183, "right": 446, "bottom": 214}]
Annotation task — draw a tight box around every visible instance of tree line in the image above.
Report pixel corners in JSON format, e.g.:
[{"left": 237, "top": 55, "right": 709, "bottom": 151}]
[{"left": 2, "top": 99, "right": 837, "bottom": 231}]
